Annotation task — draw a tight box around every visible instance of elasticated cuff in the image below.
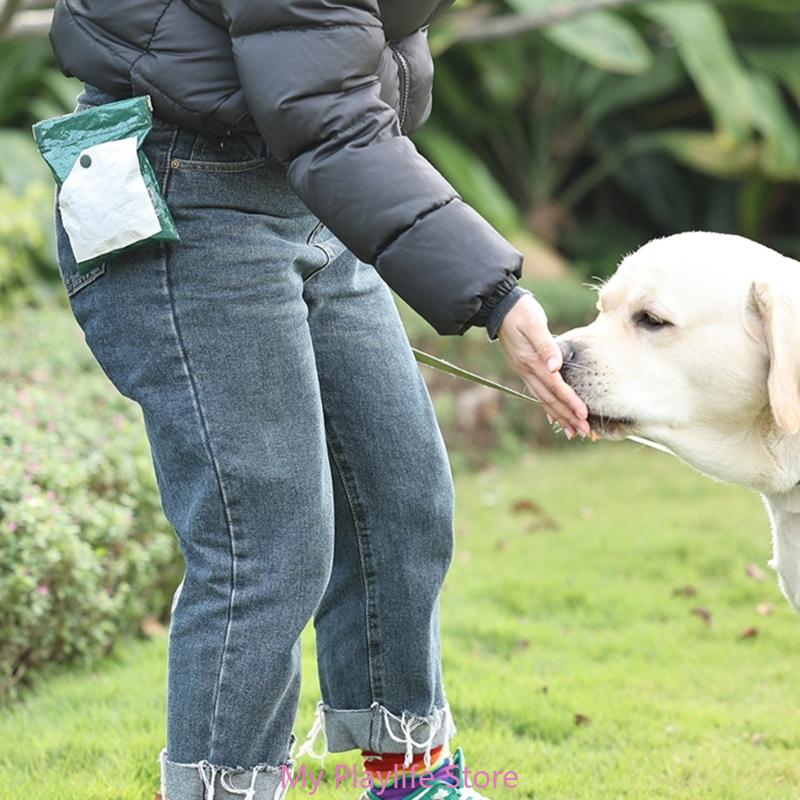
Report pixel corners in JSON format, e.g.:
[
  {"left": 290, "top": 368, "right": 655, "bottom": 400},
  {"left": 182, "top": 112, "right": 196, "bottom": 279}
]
[
  {"left": 485, "top": 286, "right": 531, "bottom": 341},
  {"left": 467, "top": 274, "right": 519, "bottom": 329}
]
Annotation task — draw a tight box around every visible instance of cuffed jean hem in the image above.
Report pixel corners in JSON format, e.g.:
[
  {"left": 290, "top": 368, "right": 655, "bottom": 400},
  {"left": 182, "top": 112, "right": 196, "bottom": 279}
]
[
  {"left": 159, "top": 747, "right": 294, "bottom": 800},
  {"left": 293, "top": 701, "right": 457, "bottom": 767}
]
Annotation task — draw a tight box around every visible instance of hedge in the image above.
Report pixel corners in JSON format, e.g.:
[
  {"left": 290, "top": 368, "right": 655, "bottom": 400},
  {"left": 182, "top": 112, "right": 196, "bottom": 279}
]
[{"left": 0, "top": 305, "right": 181, "bottom": 702}]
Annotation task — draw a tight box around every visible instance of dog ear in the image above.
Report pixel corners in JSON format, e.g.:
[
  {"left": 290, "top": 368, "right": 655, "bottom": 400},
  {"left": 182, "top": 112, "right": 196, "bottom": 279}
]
[{"left": 750, "top": 280, "right": 800, "bottom": 434}]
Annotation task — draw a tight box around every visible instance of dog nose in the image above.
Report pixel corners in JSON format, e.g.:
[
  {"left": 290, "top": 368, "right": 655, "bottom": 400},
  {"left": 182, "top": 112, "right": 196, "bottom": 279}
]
[{"left": 559, "top": 339, "right": 578, "bottom": 364}]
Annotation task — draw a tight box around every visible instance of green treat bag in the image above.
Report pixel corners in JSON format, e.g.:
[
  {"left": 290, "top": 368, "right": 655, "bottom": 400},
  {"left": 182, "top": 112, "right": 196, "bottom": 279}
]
[{"left": 32, "top": 95, "right": 179, "bottom": 275}]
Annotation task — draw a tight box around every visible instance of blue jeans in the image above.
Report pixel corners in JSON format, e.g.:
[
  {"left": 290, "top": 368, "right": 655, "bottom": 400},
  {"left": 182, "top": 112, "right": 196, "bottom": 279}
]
[{"left": 56, "top": 84, "right": 457, "bottom": 800}]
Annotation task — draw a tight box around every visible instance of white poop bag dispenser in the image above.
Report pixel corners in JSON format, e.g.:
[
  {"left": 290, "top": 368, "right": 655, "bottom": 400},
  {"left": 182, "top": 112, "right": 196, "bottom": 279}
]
[
  {"left": 58, "top": 135, "right": 163, "bottom": 263},
  {"left": 32, "top": 94, "right": 179, "bottom": 274}
]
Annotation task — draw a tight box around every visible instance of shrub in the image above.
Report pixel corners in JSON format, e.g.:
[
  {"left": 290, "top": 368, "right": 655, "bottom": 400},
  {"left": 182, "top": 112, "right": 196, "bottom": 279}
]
[
  {"left": 0, "top": 182, "right": 54, "bottom": 310},
  {"left": 0, "top": 305, "right": 181, "bottom": 702}
]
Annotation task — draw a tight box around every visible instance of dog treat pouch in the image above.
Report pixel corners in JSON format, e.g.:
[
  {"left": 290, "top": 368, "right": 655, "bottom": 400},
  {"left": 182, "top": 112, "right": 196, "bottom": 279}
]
[{"left": 32, "top": 95, "right": 179, "bottom": 274}]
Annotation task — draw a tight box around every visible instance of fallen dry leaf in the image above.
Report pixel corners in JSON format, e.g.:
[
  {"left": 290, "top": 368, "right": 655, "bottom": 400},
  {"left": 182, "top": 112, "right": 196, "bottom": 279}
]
[
  {"left": 512, "top": 498, "right": 543, "bottom": 514},
  {"left": 496, "top": 539, "right": 508, "bottom": 552},
  {"left": 516, "top": 638, "right": 530, "bottom": 650},
  {"left": 751, "top": 733, "right": 766, "bottom": 746},
  {"left": 740, "top": 626, "right": 759, "bottom": 639},
  {"left": 574, "top": 713, "right": 591, "bottom": 726},
  {"left": 746, "top": 563, "right": 767, "bottom": 582},
  {"left": 756, "top": 602, "right": 774, "bottom": 616},
  {"left": 691, "top": 606, "right": 713, "bottom": 626},
  {"left": 672, "top": 585, "right": 697, "bottom": 597}
]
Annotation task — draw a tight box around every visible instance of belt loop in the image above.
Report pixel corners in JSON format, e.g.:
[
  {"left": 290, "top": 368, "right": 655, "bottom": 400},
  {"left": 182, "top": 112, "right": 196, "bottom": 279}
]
[
  {"left": 160, "top": 126, "right": 180, "bottom": 195},
  {"left": 187, "top": 130, "right": 206, "bottom": 161}
]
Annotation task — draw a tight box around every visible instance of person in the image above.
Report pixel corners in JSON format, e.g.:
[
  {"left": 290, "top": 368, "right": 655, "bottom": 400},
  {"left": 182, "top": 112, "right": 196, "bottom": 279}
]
[{"left": 47, "top": 1, "right": 590, "bottom": 799}]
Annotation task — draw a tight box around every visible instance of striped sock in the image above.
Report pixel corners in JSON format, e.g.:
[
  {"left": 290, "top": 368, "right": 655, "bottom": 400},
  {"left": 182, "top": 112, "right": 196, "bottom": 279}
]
[{"left": 362, "top": 746, "right": 459, "bottom": 798}]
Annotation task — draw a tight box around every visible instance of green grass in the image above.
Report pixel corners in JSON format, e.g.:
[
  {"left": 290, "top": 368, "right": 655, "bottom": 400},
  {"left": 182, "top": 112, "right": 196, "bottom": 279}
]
[{"left": 2, "top": 442, "right": 799, "bottom": 799}]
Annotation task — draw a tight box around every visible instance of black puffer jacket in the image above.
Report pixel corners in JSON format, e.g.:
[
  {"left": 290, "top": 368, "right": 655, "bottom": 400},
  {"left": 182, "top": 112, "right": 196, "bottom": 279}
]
[{"left": 49, "top": 0, "right": 524, "bottom": 335}]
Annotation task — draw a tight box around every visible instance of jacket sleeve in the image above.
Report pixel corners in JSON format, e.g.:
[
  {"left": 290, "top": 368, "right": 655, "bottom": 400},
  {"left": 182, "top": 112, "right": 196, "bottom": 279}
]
[{"left": 219, "top": 0, "right": 523, "bottom": 335}]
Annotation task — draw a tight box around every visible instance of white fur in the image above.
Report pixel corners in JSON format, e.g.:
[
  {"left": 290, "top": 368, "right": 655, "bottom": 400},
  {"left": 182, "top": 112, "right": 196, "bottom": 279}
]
[{"left": 559, "top": 231, "right": 800, "bottom": 612}]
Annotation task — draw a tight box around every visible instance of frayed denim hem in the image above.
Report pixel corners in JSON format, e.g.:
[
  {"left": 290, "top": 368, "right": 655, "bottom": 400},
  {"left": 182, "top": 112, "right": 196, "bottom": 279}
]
[
  {"left": 158, "top": 747, "right": 294, "bottom": 800},
  {"left": 291, "top": 701, "right": 457, "bottom": 768}
]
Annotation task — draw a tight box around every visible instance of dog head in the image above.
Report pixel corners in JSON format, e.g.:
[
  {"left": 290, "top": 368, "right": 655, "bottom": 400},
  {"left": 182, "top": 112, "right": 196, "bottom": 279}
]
[{"left": 559, "top": 231, "right": 800, "bottom": 493}]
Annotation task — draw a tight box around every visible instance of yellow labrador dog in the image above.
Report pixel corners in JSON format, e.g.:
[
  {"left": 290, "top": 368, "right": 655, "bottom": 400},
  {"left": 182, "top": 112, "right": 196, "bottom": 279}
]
[{"left": 558, "top": 231, "right": 800, "bottom": 612}]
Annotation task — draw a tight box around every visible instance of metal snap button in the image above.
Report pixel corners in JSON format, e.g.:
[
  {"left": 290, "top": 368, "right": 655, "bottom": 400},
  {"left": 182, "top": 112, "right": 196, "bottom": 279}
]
[{"left": 79, "top": 154, "right": 92, "bottom": 168}]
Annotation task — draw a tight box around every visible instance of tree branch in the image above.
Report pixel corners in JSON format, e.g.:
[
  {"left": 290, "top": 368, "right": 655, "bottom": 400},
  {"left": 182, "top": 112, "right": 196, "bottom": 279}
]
[
  {"left": 2, "top": 7, "right": 51, "bottom": 38},
  {"left": 0, "top": 0, "right": 23, "bottom": 32}
]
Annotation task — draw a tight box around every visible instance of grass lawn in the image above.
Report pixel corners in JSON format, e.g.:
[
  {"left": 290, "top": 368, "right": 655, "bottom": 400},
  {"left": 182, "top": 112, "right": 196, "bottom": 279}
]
[{"left": 2, "top": 442, "right": 799, "bottom": 799}]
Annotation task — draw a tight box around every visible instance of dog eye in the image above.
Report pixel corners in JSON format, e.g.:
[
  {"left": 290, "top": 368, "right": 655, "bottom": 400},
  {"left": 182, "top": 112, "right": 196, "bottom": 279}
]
[{"left": 634, "top": 310, "right": 672, "bottom": 330}]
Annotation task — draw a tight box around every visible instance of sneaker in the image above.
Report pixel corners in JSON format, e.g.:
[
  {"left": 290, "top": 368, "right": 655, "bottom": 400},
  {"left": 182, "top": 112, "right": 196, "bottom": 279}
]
[{"left": 363, "top": 748, "right": 490, "bottom": 800}]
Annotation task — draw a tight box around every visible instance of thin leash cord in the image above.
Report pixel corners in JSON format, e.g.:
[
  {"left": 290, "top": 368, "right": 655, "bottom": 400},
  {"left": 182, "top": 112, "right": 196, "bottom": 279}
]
[
  {"left": 412, "top": 347, "right": 672, "bottom": 455},
  {"left": 411, "top": 347, "right": 538, "bottom": 404}
]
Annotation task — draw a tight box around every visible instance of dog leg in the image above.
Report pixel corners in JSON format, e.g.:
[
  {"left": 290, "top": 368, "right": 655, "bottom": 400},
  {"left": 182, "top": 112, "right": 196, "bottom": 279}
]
[{"left": 763, "top": 492, "right": 800, "bottom": 613}]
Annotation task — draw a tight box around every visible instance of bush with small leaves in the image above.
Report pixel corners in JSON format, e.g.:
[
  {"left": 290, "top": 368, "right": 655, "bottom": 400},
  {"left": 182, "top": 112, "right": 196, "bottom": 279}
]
[
  {"left": 0, "top": 182, "right": 54, "bottom": 310},
  {"left": 0, "top": 305, "right": 182, "bottom": 702}
]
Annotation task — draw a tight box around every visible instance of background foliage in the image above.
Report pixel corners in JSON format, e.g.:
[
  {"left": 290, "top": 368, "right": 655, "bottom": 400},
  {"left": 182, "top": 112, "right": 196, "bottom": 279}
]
[{"left": 416, "top": 0, "right": 800, "bottom": 281}]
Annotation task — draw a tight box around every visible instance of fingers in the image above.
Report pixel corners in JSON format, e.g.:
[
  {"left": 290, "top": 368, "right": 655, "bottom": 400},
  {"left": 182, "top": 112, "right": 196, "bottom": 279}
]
[
  {"left": 496, "top": 293, "right": 591, "bottom": 439},
  {"left": 532, "top": 333, "right": 563, "bottom": 375},
  {"left": 519, "top": 366, "right": 581, "bottom": 438},
  {"left": 535, "top": 365, "right": 589, "bottom": 426},
  {"left": 526, "top": 373, "right": 589, "bottom": 438},
  {"left": 520, "top": 315, "right": 589, "bottom": 427}
]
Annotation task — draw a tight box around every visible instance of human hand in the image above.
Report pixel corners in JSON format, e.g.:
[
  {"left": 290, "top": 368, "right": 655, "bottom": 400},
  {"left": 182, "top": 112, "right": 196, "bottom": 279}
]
[{"left": 496, "top": 293, "right": 590, "bottom": 439}]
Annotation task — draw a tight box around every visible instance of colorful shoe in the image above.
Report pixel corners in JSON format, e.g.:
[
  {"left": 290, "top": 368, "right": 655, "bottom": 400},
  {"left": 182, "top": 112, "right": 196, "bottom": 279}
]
[{"left": 362, "top": 748, "right": 492, "bottom": 800}]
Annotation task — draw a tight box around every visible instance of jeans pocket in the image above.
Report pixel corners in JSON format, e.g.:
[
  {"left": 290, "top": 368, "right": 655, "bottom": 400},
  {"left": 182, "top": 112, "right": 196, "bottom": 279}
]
[
  {"left": 301, "top": 221, "right": 347, "bottom": 283},
  {"left": 308, "top": 221, "right": 347, "bottom": 262}
]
